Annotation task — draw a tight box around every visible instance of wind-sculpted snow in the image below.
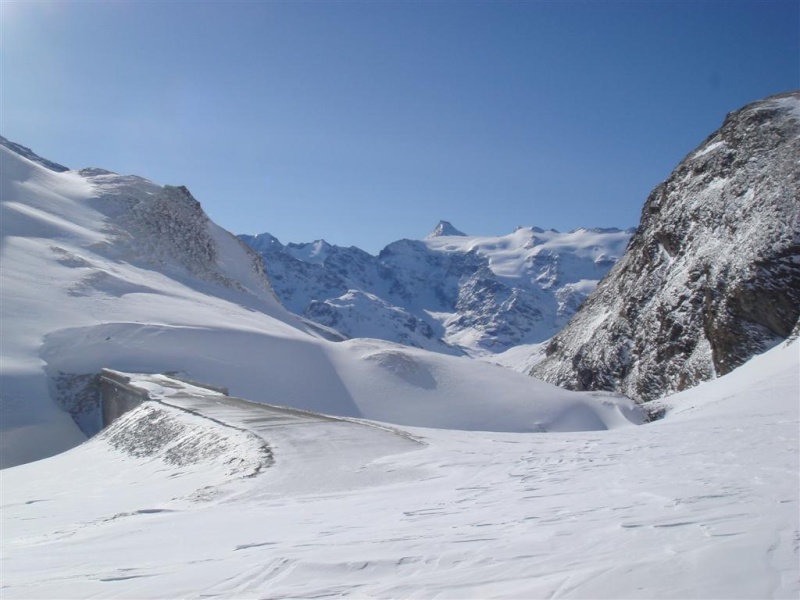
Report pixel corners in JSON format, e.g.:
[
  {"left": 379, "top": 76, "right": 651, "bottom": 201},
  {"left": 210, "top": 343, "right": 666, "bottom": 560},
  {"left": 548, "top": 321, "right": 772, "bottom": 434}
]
[
  {"left": 2, "top": 341, "right": 797, "bottom": 599},
  {"left": 242, "top": 223, "right": 633, "bottom": 358},
  {"left": 532, "top": 92, "right": 800, "bottom": 400},
  {"left": 0, "top": 138, "right": 642, "bottom": 468}
]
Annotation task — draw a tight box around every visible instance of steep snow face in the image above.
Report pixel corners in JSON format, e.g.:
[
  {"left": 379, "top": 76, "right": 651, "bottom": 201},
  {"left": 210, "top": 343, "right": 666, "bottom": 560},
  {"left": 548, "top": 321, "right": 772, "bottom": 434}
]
[
  {"left": 0, "top": 139, "right": 643, "bottom": 468},
  {"left": 532, "top": 92, "right": 800, "bottom": 400},
  {"left": 242, "top": 225, "right": 633, "bottom": 356}
]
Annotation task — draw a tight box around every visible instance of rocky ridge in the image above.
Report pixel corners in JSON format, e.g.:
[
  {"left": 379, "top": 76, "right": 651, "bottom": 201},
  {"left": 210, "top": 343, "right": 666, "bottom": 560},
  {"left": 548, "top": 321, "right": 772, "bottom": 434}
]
[{"left": 531, "top": 92, "right": 800, "bottom": 401}]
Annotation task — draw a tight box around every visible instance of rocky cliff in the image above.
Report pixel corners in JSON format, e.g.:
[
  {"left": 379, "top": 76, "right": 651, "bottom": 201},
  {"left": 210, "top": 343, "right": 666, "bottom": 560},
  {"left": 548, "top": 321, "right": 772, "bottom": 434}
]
[{"left": 531, "top": 92, "right": 800, "bottom": 401}]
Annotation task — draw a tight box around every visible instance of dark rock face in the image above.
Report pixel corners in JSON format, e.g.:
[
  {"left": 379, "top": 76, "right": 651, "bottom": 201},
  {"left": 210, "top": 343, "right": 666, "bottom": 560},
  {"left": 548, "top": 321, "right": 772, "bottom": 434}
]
[{"left": 531, "top": 92, "right": 800, "bottom": 401}]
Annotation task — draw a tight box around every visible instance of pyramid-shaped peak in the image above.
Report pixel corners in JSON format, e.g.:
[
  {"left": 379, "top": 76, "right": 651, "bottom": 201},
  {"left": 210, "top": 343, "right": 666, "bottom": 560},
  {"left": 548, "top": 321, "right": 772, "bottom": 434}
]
[{"left": 427, "top": 220, "right": 466, "bottom": 238}]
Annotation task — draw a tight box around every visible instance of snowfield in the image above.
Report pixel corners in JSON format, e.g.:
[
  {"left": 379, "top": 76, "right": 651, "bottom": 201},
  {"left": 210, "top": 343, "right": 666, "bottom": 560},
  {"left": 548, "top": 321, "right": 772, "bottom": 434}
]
[
  {"left": 2, "top": 341, "right": 797, "bottom": 599},
  {"left": 1, "top": 138, "right": 798, "bottom": 599}
]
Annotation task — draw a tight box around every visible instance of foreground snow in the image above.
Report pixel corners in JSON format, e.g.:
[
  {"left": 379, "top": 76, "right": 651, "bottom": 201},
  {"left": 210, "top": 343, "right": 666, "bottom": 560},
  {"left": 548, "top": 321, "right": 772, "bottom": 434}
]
[{"left": 2, "top": 341, "right": 798, "bottom": 599}]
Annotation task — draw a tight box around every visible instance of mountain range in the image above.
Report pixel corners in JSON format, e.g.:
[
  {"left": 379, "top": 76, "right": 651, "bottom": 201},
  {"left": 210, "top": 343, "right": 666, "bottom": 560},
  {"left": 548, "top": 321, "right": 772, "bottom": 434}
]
[
  {"left": 1, "top": 93, "right": 798, "bottom": 598},
  {"left": 240, "top": 223, "right": 634, "bottom": 361}
]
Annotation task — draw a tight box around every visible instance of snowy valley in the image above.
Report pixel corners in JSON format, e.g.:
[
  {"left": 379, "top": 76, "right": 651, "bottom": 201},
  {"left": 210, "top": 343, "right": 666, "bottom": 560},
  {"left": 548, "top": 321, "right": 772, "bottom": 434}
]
[{"left": 1, "top": 92, "right": 799, "bottom": 600}]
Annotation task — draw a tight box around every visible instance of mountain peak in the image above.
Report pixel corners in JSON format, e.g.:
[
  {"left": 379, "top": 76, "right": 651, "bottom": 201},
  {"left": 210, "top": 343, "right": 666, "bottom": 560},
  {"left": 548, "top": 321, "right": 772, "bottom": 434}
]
[{"left": 427, "top": 220, "right": 466, "bottom": 238}]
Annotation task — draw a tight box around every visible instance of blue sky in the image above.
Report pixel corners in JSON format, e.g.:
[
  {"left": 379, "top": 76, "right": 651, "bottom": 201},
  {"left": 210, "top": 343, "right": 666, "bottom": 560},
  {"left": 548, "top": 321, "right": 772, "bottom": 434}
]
[{"left": 2, "top": 1, "right": 798, "bottom": 254}]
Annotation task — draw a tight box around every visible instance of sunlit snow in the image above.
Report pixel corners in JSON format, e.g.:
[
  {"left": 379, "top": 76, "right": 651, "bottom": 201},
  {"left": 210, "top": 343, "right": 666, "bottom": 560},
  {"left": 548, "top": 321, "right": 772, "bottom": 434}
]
[{"left": 1, "top": 138, "right": 798, "bottom": 599}]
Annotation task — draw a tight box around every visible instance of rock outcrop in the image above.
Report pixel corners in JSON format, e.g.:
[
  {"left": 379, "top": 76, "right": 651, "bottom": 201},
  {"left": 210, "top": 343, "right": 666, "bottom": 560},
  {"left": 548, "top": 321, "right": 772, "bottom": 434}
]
[{"left": 531, "top": 92, "right": 800, "bottom": 401}]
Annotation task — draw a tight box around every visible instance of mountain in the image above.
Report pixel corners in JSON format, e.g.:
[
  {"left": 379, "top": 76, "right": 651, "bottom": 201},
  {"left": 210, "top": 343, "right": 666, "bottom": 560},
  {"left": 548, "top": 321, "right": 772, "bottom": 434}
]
[
  {"left": 0, "top": 138, "right": 642, "bottom": 468},
  {"left": 426, "top": 219, "right": 466, "bottom": 237},
  {"left": 241, "top": 225, "right": 634, "bottom": 358},
  {"left": 531, "top": 92, "right": 800, "bottom": 401},
  {"left": 2, "top": 125, "right": 798, "bottom": 599}
]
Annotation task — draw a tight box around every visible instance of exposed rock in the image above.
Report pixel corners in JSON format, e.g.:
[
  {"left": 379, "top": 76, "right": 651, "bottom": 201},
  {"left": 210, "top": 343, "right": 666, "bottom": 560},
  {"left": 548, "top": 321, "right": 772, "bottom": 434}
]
[{"left": 531, "top": 92, "right": 800, "bottom": 401}]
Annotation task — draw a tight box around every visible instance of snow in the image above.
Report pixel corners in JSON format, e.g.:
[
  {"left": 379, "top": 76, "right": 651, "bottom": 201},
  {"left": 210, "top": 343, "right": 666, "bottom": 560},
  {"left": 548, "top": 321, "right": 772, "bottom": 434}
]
[
  {"left": 2, "top": 342, "right": 797, "bottom": 599},
  {"left": 765, "top": 93, "right": 800, "bottom": 127},
  {"left": 2, "top": 136, "right": 797, "bottom": 599},
  {"left": 243, "top": 223, "right": 634, "bottom": 357},
  {"left": 423, "top": 225, "right": 632, "bottom": 283},
  {"left": 285, "top": 239, "right": 333, "bottom": 264},
  {"left": 692, "top": 138, "right": 726, "bottom": 159},
  {"left": 0, "top": 143, "right": 643, "bottom": 469},
  {"left": 482, "top": 340, "right": 550, "bottom": 372},
  {"left": 305, "top": 290, "right": 462, "bottom": 354},
  {"left": 426, "top": 219, "right": 467, "bottom": 238}
]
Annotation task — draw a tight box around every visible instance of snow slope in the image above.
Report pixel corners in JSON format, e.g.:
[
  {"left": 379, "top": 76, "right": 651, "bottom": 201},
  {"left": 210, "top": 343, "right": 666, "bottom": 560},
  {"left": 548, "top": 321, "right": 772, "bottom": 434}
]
[
  {"left": 0, "top": 140, "right": 642, "bottom": 468},
  {"left": 2, "top": 340, "right": 797, "bottom": 599}
]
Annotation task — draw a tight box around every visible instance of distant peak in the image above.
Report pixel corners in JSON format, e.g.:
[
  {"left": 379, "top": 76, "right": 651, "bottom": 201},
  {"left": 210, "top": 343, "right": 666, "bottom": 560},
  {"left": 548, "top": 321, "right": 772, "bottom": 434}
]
[{"left": 427, "top": 220, "right": 466, "bottom": 238}]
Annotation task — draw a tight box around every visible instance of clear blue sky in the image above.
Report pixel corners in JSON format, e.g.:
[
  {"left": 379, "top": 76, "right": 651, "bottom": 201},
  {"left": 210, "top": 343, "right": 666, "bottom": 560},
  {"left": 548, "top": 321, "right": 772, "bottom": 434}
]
[{"left": 2, "top": 1, "right": 798, "bottom": 254}]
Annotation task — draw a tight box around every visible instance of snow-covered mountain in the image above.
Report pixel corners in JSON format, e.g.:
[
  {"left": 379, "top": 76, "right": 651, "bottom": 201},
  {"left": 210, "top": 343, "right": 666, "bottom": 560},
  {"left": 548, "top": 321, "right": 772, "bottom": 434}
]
[
  {"left": 2, "top": 97, "right": 799, "bottom": 599},
  {"left": 241, "top": 222, "right": 634, "bottom": 357},
  {"left": 0, "top": 138, "right": 642, "bottom": 468},
  {"left": 532, "top": 92, "right": 800, "bottom": 400}
]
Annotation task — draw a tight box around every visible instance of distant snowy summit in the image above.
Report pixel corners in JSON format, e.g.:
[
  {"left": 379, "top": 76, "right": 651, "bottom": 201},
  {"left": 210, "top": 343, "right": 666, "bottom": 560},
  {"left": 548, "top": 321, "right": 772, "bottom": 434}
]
[
  {"left": 532, "top": 91, "right": 800, "bottom": 401},
  {"left": 426, "top": 220, "right": 467, "bottom": 238},
  {"left": 241, "top": 222, "right": 634, "bottom": 357}
]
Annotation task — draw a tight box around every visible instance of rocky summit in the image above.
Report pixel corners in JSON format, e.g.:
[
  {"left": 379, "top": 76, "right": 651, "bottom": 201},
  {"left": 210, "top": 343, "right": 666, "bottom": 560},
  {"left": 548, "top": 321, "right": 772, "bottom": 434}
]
[{"left": 531, "top": 92, "right": 800, "bottom": 401}]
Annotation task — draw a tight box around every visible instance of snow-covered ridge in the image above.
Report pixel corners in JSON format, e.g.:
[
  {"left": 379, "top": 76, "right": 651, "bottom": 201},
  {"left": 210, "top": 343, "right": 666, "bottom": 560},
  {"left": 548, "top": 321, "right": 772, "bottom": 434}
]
[
  {"left": 241, "top": 223, "right": 634, "bottom": 358},
  {"left": 0, "top": 135, "right": 69, "bottom": 173}
]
